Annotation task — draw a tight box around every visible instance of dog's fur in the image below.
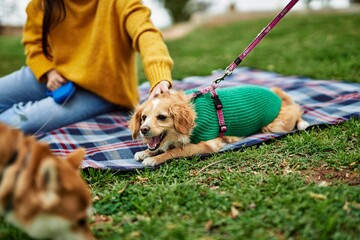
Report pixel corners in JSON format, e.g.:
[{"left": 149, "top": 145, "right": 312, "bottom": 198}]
[
  {"left": 129, "top": 87, "right": 309, "bottom": 166},
  {"left": 0, "top": 123, "right": 94, "bottom": 240}
]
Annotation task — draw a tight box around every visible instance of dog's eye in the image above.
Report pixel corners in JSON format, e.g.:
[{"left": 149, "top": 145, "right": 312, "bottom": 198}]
[
  {"left": 141, "top": 115, "right": 146, "bottom": 121},
  {"left": 157, "top": 114, "right": 167, "bottom": 121},
  {"left": 77, "top": 218, "right": 87, "bottom": 226}
]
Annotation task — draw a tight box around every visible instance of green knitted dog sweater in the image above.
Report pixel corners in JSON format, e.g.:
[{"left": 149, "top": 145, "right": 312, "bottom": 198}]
[{"left": 185, "top": 85, "right": 282, "bottom": 143}]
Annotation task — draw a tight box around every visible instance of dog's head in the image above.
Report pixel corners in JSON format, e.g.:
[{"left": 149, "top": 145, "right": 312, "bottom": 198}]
[
  {"left": 0, "top": 123, "right": 94, "bottom": 240},
  {"left": 129, "top": 91, "right": 196, "bottom": 153}
]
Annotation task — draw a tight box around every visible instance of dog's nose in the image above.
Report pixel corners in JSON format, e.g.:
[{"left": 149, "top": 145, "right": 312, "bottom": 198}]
[{"left": 140, "top": 125, "right": 150, "bottom": 135}]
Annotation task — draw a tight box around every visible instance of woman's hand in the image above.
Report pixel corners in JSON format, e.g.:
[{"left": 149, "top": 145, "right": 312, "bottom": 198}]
[
  {"left": 46, "top": 69, "right": 67, "bottom": 91},
  {"left": 149, "top": 80, "right": 171, "bottom": 99}
]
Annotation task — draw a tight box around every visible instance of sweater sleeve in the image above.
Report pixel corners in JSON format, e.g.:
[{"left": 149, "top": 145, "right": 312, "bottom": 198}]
[
  {"left": 123, "top": 0, "right": 173, "bottom": 91},
  {"left": 22, "top": 0, "right": 54, "bottom": 81}
]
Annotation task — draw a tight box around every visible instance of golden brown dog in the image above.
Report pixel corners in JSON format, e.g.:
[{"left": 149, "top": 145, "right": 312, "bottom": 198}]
[
  {"left": 0, "top": 123, "right": 94, "bottom": 240},
  {"left": 129, "top": 86, "right": 309, "bottom": 166}
]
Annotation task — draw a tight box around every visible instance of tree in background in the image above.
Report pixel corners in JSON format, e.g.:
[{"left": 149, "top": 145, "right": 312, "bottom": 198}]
[{"left": 159, "top": 0, "right": 211, "bottom": 23}]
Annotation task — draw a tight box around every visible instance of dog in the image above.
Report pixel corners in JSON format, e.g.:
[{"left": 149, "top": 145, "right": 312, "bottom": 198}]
[
  {"left": 0, "top": 123, "right": 94, "bottom": 240},
  {"left": 129, "top": 85, "right": 309, "bottom": 166}
]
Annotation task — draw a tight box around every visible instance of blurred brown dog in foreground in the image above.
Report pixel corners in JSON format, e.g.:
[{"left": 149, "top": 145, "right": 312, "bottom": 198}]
[{"left": 0, "top": 123, "right": 94, "bottom": 240}]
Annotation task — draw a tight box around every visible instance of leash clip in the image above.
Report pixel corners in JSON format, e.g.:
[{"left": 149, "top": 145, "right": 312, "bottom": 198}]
[{"left": 213, "top": 67, "right": 233, "bottom": 85}]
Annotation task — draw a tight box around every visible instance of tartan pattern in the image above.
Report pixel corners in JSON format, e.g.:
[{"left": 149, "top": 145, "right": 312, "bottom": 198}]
[{"left": 38, "top": 67, "right": 360, "bottom": 171}]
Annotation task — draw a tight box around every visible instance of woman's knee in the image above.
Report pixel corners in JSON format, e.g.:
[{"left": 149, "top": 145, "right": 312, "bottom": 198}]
[
  {"left": 0, "top": 101, "right": 48, "bottom": 134},
  {"left": 0, "top": 67, "right": 47, "bottom": 113}
]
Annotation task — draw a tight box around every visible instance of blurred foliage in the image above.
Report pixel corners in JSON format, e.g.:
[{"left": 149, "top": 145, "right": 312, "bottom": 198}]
[
  {"left": 0, "top": 0, "right": 20, "bottom": 35},
  {"left": 159, "top": 0, "right": 211, "bottom": 23},
  {"left": 0, "top": 0, "right": 18, "bottom": 24}
]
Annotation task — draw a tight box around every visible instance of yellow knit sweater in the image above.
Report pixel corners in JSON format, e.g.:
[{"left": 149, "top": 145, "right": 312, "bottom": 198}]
[{"left": 22, "top": 0, "right": 173, "bottom": 109}]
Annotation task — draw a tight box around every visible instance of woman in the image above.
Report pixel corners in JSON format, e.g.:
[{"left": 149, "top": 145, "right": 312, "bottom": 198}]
[{"left": 0, "top": 0, "right": 173, "bottom": 134}]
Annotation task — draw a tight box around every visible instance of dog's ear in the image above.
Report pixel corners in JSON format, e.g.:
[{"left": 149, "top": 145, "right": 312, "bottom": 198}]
[
  {"left": 0, "top": 124, "right": 21, "bottom": 168},
  {"left": 170, "top": 102, "right": 196, "bottom": 135},
  {"left": 66, "top": 148, "right": 86, "bottom": 169},
  {"left": 128, "top": 105, "right": 143, "bottom": 139}
]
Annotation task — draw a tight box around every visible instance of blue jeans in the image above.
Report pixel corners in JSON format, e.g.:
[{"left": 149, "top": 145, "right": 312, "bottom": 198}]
[{"left": 0, "top": 66, "right": 117, "bottom": 134}]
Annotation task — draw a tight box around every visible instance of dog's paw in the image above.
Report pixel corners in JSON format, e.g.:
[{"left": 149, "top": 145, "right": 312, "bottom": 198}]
[
  {"left": 134, "top": 151, "right": 149, "bottom": 161},
  {"left": 297, "top": 120, "right": 309, "bottom": 130},
  {"left": 222, "top": 136, "right": 243, "bottom": 144},
  {"left": 142, "top": 157, "right": 159, "bottom": 167}
]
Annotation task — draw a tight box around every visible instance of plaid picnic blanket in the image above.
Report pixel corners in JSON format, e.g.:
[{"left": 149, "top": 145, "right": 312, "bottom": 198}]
[{"left": 38, "top": 67, "right": 360, "bottom": 171}]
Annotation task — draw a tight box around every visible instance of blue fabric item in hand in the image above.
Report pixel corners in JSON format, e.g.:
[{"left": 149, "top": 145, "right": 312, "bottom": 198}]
[{"left": 46, "top": 82, "right": 76, "bottom": 104}]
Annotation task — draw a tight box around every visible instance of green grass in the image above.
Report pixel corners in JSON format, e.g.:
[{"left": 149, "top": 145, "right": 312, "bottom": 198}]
[
  {"left": 0, "top": 35, "right": 25, "bottom": 74},
  {"left": 1, "top": 11, "right": 360, "bottom": 240},
  {"left": 167, "top": 12, "right": 360, "bottom": 83}
]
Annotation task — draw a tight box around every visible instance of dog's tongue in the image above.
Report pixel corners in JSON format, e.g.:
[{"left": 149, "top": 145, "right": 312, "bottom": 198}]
[{"left": 148, "top": 136, "right": 160, "bottom": 149}]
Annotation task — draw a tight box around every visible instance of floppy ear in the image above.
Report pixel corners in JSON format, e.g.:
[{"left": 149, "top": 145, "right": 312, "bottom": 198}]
[
  {"left": 37, "top": 159, "right": 60, "bottom": 209},
  {"left": 170, "top": 102, "right": 196, "bottom": 135},
  {"left": 66, "top": 148, "right": 86, "bottom": 169},
  {"left": 128, "top": 105, "right": 143, "bottom": 139},
  {"left": 0, "top": 123, "right": 21, "bottom": 168}
]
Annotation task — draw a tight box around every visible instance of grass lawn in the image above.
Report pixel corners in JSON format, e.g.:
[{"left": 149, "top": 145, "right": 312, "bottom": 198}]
[{"left": 0, "top": 11, "right": 359, "bottom": 240}]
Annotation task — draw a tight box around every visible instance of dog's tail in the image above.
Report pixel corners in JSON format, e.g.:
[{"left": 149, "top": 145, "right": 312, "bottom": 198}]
[{"left": 271, "top": 87, "right": 294, "bottom": 107}]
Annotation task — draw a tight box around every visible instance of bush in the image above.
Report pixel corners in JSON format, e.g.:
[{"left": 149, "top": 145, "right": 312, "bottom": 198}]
[{"left": 159, "top": 0, "right": 211, "bottom": 23}]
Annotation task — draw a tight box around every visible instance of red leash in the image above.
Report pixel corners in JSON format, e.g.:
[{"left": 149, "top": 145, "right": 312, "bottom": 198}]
[
  {"left": 213, "top": 0, "right": 299, "bottom": 85},
  {"left": 189, "top": 0, "right": 299, "bottom": 138}
]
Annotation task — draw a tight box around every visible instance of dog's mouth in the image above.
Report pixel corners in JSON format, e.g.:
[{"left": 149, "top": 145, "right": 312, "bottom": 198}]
[{"left": 147, "top": 132, "right": 166, "bottom": 151}]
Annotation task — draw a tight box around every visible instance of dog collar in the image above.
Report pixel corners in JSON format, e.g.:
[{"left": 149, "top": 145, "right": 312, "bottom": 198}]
[{"left": 188, "top": 83, "right": 227, "bottom": 138}]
